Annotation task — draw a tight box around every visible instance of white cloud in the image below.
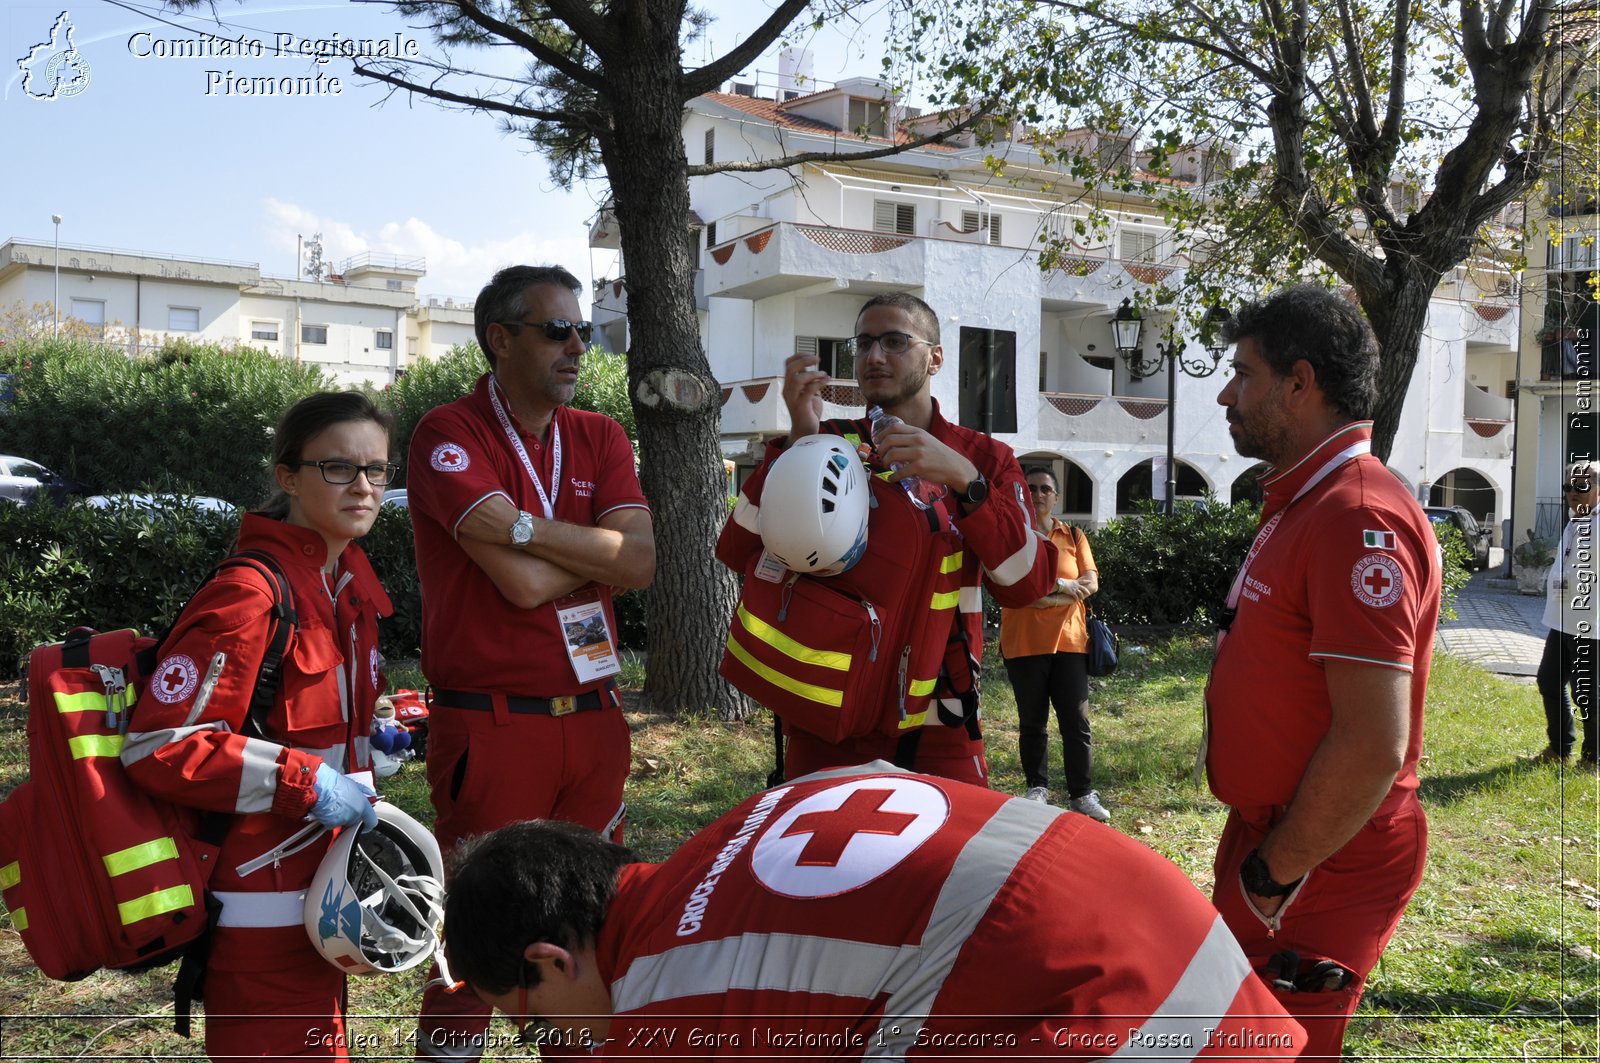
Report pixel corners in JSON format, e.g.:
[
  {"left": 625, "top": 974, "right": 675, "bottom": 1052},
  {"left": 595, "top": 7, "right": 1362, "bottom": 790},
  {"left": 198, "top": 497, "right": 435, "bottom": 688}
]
[{"left": 258, "top": 199, "right": 617, "bottom": 306}]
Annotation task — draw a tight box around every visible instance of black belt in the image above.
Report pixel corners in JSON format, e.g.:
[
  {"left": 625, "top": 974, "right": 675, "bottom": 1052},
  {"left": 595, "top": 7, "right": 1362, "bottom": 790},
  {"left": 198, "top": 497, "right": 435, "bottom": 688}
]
[{"left": 433, "top": 684, "right": 616, "bottom": 717}]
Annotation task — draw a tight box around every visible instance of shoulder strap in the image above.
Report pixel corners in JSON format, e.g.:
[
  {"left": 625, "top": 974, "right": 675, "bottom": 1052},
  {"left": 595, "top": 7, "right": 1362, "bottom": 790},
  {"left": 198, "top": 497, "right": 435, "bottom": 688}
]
[{"left": 213, "top": 550, "right": 298, "bottom": 741}]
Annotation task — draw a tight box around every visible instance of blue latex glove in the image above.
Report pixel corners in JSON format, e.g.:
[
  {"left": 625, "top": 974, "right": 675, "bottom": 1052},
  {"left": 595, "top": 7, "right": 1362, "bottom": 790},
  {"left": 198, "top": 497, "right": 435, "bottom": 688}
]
[{"left": 310, "top": 763, "right": 378, "bottom": 833}]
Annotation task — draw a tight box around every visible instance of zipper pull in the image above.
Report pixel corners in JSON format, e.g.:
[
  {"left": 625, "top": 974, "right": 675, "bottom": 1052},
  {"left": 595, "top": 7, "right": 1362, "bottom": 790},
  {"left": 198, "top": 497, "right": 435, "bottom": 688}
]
[
  {"left": 864, "top": 602, "right": 881, "bottom": 663},
  {"left": 190, "top": 652, "right": 227, "bottom": 724},
  {"left": 91, "top": 664, "right": 126, "bottom": 730},
  {"left": 778, "top": 572, "right": 799, "bottom": 623},
  {"left": 897, "top": 646, "right": 911, "bottom": 720}
]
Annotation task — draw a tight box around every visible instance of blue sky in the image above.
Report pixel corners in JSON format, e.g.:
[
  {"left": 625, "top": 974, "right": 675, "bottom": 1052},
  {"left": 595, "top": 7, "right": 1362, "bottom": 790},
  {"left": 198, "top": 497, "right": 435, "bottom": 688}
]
[{"left": 2, "top": 0, "right": 889, "bottom": 305}]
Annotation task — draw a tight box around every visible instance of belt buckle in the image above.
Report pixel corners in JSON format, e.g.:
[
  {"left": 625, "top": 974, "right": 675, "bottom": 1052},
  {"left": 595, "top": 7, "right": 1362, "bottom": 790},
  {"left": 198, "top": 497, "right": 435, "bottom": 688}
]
[{"left": 550, "top": 695, "right": 577, "bottom": 717}]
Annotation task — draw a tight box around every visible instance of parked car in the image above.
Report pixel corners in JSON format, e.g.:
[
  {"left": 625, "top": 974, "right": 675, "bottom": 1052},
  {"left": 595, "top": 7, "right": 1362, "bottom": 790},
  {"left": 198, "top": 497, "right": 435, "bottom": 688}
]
[
  {"left": 1424, "top": 505, "right": 1491, "bottom": 570},
  {"left": 0, "top": 455, "right": 76, "bottom": 504},
  {"left": 381, "top": 488, "right": 409, "bottom": 509},
  {"left": 85, "top": 493, "right": 237, "bottom": 515}
]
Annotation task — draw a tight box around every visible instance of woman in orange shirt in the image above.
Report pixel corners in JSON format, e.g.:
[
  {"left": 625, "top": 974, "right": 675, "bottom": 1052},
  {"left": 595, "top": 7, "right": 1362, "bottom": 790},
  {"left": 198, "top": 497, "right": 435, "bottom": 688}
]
[{"left": 998, "top": 467, "right": 1109, "bottom": 821}]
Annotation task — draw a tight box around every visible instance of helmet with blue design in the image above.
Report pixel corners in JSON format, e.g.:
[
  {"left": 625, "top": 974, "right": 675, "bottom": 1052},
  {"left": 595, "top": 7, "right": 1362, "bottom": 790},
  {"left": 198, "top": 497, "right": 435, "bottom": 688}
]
[
  {"left": 758, "top": 434, "right": 870, "bottom": 577},
  {"left": 304, "top": 800, "right": 446, "bottom": 975}
]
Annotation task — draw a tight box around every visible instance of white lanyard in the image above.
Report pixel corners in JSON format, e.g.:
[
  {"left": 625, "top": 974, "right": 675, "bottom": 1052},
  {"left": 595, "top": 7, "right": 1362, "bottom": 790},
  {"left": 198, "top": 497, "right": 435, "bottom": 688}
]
[
  {"left": 1223, "top": 439, "right": 1371, "bottom": 614},
  {"left": 489, "top": 377, "right": 560, "bottom": 519}
]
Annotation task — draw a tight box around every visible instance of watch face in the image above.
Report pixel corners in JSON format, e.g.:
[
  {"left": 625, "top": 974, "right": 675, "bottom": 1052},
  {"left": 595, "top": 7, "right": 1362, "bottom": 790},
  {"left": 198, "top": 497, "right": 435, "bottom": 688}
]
[
  {"left": 964, "top": 476, "right": 989, "bottom": 503},
  {"left": 510, "top": 513, "right": 534, "bottom": 545}
]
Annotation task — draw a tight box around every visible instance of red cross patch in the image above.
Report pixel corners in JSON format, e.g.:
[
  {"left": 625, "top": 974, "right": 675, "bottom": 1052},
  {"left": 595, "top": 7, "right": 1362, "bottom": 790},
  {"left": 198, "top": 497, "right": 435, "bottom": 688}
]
[
  {"left": 1351, "top": 552, "right": 1404, "bottom": 608},
  {"left": 430, "top": 442, "right": 470, "bottom": 473},
  {"left": 749, "top": 777, "right": 949, "bottom": 899},
  {"left": 151, "top": 654, "right": 199, "bottom": 704}
]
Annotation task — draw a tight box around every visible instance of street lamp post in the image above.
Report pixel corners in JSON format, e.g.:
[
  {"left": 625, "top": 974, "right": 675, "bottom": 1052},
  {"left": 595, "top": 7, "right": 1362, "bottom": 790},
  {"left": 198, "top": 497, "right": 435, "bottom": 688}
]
[
  {"left": 1111, "top": 298, "right": 1230, "bottom": 515},
  {"left": 51, "top": 214, "right": 62, "bottom": 338}
]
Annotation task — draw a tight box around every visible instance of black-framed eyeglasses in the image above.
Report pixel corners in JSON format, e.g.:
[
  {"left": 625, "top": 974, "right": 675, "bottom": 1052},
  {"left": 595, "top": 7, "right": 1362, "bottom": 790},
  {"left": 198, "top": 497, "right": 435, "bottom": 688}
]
[
  {"left": 295, "top": 460, "right": 400, "bottom": 486},
  {"left": 499, "top": 318, "right": 593, "bottom": 344},
  {"left": 846, "top": 331, "right": 932, "bottom": 357},
  {"left": 1564, "top": 481, "right": 1594, "bottom": 492},
  {"left": 1027, "top": 484, "right": 1056, "bottom": 495}
]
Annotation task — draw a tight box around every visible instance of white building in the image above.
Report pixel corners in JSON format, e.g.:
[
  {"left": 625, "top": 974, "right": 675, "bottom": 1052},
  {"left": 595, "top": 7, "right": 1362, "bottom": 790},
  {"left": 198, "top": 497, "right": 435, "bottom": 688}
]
[
  {"left": 594, "top": 71, "right": 1519, "bottom": 534},
  {"left": 0, "top": 239, "right": 479, "bottom": 385}
]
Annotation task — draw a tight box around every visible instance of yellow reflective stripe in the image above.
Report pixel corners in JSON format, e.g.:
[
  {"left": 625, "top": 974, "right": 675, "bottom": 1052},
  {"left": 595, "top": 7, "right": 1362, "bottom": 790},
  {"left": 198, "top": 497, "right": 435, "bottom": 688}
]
[
  {"left": 737, "top": 604, "right": 851, "bottom": 671},
  {"left": 929, "top": 590, "right": 960, "bottom": 610},
  {"left": 55, "top": 691, "right": 106, "bottom": 714},
  {"left": 11, "top": 907, "right": 26, "bottom": 931},
  {"left": 940, "top": 552, "right": 964, "bottom": 574},
  {"left": 0, "top": 860, "right": 19, "bottom": 889},
  {"left": 104, "top": 838, "right": 180, "bottom": 878},
  {"left": 725, "top": 636, "right": 844, "bottom": 707},
  {"left": 68, "top": 734, "right": 124, "bottom": 759},
  {"left": 899, "top": 709, "right": 929, "bottom": 729},
  {"left": 118, "top": 885, "right": 194, "bottom": 925},
  {"left": 910, "top": 677, "right": 937, "bottom": 697}
]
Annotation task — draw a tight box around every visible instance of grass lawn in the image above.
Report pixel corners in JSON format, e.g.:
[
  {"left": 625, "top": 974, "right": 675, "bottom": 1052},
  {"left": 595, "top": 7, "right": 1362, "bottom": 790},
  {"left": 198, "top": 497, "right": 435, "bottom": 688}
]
[{"left": 0, "top": 639, "right": 1595, "bottom": 1059}]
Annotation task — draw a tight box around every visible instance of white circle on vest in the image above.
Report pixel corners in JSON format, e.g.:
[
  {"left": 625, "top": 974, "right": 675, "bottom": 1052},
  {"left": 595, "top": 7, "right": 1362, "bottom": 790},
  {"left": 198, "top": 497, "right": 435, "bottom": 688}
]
[
  {"left": 751, "top": 776, "right": 949, "bottom": 899},
  {"left": 430, "top": 442, "right": 470, "bottom": 472},
  {"left": 151, "top": 654, "right": 199, "bottom": 704},
  {"left": 1351, "top": 552, "right": 1404, "bottom": 608}
]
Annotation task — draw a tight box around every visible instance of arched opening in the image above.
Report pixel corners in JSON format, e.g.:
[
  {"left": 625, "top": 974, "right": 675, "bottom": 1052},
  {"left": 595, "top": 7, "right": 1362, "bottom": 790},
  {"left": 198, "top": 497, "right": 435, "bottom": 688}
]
[
  {"left": 1017, "top": 453, "right": 1095, "bottom": 521},
  {"left": 1230, "top": 463, "right": 1272, "bottom": 507},
  {"left": 1116, "top": 458, "right": 1208, "bottom": 515},
  {"left": 1428, "top": 468, "right": 1497, "bottom": 527}
]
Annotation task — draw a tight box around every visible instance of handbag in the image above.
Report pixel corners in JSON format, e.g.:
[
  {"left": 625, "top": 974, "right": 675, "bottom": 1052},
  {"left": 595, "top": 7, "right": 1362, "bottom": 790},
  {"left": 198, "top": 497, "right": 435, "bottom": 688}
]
[{"left": 1085, "top": 605, "right": 1119, "bottom": 677}]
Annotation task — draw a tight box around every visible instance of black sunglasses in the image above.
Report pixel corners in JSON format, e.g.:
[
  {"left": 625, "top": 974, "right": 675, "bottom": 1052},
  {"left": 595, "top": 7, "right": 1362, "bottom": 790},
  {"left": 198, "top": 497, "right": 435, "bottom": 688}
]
[
  {"left": 500, "top": 318, "right": 593, "bottom": 344},
  {"left": 1027, "top": 484, "right": 1056, "bottom": 495},
  {"left": 1565, "top": 481, "right": 1594, "bottom": 492}
]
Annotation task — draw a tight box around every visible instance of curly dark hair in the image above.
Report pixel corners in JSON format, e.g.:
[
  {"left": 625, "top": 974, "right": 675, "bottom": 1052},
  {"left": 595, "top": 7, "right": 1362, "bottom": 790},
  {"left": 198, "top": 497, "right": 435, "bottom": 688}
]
[{"left": 1221, "top": 285, "right": 1378, "bottom": 420}]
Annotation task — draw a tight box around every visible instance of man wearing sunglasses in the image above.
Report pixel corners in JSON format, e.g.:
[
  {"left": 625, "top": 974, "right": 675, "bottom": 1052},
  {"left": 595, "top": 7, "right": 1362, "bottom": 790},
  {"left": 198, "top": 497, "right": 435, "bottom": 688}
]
[
  {"left": 1533, "top": 461, "right": 1599, "bottom": 769},
  {"left": 407, "top": 264, "right": 655, "bottom": 1061},
  {"left": 717, "top": 292, "right": 1054, "bottom": 785},
  {"left": 442, "top": 765, "right": 1304, "bottom": 1060}
]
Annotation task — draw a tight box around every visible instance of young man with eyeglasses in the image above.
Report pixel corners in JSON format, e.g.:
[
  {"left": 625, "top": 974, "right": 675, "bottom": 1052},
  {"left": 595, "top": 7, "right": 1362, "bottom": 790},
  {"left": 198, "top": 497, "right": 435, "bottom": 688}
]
[
  {"left": 441, "top": 764, "right": 1305, "bottom": 1061},
  {"left": 717, "top": 292, "right": 1054, "bottom": 784},
  {"left": 406, "top": 264, "right": 655, "bottom": 1061},
  {"left": 1533, "top": 461, "right": 1599, "bottom": 769},
  {"left": 1205, "top": 286, "right": 1441, "bottom": 1058}
]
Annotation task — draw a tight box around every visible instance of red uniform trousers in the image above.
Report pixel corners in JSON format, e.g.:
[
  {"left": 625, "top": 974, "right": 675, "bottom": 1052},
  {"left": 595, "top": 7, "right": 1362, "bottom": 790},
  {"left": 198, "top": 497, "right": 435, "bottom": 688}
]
[
  {"left": 417, "top": 698, "right": 630, "bottom": 1061},
  {"left": 1212, "top": 794, "right": 1427, "bottom": 1060},
  {"left": 783, "top": 722, "right": 989, "bottom": 787},
  {"left": 204, "top": 925, "right": 347, "bottom": 1061}
]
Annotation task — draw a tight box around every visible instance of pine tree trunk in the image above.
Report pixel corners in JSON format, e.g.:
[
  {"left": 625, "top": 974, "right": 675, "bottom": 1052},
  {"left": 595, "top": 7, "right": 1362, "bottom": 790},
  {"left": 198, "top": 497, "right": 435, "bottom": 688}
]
[
  {"left": 1361, "top": 271, "right": 1437, "bottom": 465},
  {"left": 600, "top": 60, "right": 753, "bottom": 721}
]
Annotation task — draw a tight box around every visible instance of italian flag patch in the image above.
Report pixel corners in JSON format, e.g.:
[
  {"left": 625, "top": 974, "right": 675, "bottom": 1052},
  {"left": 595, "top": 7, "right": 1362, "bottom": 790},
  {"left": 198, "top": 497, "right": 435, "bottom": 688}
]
[{"left": 1363, "top": 529, "right": 1396, "bottom": 550}]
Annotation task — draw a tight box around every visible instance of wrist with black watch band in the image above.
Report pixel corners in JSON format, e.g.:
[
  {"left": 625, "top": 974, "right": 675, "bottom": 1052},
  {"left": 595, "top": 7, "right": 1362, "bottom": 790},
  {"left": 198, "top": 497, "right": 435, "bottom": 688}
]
[
  {"left": 1241, "top": 848, "right": 1303, "bottom": 897},
  {"left": 955, "top": 472, "right": 989, "bottom": 507}
]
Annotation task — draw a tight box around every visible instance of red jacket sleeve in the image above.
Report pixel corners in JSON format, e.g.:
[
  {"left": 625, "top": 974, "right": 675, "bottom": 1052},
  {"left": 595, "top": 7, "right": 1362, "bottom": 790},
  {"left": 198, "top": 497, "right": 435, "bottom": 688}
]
[
  {"left": 120, "top": 574, "right": 320, "bottom": 818},
  {"left": 955, "top": 445, "right": 1057, "bottom": 608}
]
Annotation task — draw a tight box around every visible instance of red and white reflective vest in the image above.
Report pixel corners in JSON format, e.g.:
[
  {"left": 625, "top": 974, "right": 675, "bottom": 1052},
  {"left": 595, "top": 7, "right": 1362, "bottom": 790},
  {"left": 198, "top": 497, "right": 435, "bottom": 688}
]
[{"left": 594, "top": 765, "right": 1305, "bottom": 1060}]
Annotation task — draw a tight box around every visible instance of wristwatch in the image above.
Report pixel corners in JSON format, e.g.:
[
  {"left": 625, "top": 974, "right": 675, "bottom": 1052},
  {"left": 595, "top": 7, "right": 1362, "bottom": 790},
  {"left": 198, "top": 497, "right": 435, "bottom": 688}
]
[
  {"left": 956, "top": 472, "right": 990, "bottom": 507},
  {"left": 509, "top": 510, "right": 535, "bottom": 547},
  {"left": 1240, "top": 848, "right": 1301, "bottom": 897}
]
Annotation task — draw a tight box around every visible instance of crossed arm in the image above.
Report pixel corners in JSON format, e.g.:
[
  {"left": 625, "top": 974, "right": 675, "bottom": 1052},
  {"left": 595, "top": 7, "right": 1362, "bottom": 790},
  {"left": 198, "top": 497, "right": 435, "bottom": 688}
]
[{"left": 457, "top": 494, "right": 656, "bottom": 610}]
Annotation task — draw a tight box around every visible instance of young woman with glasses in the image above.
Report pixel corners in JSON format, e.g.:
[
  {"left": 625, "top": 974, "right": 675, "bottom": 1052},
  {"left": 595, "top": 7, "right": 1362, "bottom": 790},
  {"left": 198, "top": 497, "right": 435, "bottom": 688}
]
[
  {"left": 997, "top": 466, "right": 1111, "bottom": 821},
  {"left": 121, "top": 391, "right": 397, "bottom": 1060}
]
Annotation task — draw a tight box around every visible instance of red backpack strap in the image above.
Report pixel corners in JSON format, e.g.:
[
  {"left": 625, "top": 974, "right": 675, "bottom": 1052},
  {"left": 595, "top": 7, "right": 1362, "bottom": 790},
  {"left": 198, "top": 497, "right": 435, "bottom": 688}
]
[{"left": 210, "top": 550, "right": 298, "bottom": 741}]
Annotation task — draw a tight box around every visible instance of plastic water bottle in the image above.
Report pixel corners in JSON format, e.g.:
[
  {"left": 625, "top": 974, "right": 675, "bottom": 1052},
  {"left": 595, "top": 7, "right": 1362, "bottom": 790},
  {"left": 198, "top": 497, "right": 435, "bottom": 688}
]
[{"left": 868, "top": 405, "right": 946, "bottom": 508}]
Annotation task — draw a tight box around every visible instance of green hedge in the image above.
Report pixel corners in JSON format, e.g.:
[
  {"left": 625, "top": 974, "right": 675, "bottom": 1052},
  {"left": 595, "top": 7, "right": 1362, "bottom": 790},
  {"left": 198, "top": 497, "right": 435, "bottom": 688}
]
[
  {"left": 0, "top": 339, "right": 330, "bottom": 505},
  {"left": 0, "top": 501, "right": 649, "bottom": 679}
]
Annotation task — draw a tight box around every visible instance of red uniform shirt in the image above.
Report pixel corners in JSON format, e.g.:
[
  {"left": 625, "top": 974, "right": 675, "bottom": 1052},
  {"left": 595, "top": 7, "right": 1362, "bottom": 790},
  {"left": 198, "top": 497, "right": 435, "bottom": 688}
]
[
  {"left": 408, "top": 373, "right": 648, "bottom": 695},
  {"left": 1206, "top": 422, "right": 1440, "bottom": 811},
  {"left": 591, "top": 765, "right": 1303, "bottom": 1060}
]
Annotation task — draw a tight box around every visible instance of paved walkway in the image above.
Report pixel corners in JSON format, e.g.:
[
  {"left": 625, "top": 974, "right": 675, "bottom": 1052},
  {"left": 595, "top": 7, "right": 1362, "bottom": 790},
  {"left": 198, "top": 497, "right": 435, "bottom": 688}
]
[{"left": 1437, "top": 567, "right": 1547, "bottom": 678}]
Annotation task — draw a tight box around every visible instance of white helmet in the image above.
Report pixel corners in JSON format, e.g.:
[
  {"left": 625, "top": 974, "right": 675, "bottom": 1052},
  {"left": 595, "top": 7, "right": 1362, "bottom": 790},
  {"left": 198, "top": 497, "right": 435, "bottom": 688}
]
[
  {"left": 758, "top": 434, "right": 870, "bottom": 576},
  {"left": 305, "top": 800, "right": 446, "bottom": 975}
]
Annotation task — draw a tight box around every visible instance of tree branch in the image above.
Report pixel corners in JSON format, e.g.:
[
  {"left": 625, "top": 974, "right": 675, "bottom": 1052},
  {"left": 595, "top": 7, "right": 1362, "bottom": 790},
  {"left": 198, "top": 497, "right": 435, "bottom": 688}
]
[
  {"left": 352, "top": 59, "right": 592, "bottom": 126},
  {"left": 683, "top": 0, "right": 813, "bottom": 97},
  {"left": 434, "top": 0, "right": 606, "bottom": 93}
]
